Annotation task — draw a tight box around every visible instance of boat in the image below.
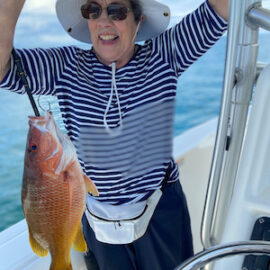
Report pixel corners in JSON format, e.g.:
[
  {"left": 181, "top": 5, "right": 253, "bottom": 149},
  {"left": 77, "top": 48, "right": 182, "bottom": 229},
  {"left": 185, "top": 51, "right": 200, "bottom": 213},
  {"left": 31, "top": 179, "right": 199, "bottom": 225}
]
[{"left": 1, "top": 0, "right": 270, "bottom": 269}]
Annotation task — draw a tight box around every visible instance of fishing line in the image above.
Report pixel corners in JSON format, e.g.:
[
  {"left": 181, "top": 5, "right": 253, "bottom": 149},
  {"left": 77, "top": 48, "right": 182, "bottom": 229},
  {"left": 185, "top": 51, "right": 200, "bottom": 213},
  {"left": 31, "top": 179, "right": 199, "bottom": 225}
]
[
  {"left": 37, "top": 95, "right": 51, "bottom": 113},
  {"left": 11, "top": 48, "right": 40, "bottom": 117}
]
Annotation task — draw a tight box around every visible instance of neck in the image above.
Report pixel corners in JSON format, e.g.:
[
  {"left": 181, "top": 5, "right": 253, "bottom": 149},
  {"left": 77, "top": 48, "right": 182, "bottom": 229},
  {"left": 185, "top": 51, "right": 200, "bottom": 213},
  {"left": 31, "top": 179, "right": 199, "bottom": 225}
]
[{"left": 93, "top": 45, "right": 137, "bottom": 69}]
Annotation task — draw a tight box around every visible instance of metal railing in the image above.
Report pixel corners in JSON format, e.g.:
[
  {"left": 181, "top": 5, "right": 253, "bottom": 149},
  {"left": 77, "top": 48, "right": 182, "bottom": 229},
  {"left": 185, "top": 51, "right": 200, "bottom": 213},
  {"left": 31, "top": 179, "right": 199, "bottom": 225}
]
[
  {"left": 248, "top": 5, "right": 270, "bottom": 30},
  {"left": 175, "top": 241, "right": 270, "bottom": 270},
  {"left": 201, "top": 0, "right": 270, "bottom": 249}
]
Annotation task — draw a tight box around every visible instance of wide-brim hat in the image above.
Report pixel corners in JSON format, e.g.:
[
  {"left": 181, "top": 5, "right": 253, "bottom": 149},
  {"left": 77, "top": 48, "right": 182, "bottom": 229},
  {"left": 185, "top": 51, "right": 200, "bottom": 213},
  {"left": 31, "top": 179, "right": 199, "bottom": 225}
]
[{"left": 56, "top": 0, "right": 171, "bottom": 44}]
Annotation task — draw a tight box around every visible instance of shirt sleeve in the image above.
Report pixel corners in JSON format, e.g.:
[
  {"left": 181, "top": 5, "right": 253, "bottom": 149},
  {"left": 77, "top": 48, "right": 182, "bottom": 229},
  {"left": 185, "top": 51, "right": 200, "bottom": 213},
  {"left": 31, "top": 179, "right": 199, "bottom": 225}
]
[
  {"left": 152, "top": 0, "right": 228, "bottom": 77},
  {"left": 0, "top": 46, "right": 78, "bottom": 95}
]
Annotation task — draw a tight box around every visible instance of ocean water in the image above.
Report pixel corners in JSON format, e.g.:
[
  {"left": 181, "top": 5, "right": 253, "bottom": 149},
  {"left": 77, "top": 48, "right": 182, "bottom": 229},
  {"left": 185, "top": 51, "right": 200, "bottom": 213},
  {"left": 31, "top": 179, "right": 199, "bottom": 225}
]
[{"left": 0, "top": 32, "right": 269, "bottom": 232}]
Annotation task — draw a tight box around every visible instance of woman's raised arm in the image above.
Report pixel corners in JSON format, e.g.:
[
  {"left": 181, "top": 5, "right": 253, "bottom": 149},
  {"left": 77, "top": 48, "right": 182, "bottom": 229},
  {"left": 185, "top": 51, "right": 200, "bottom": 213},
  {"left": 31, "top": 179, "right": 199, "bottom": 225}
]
[
  {"left": 208, "top": 0, "right": 229, "bottom": 21},
  {"left": 0, "top": 0, "right": 25, "bottom": 81}
]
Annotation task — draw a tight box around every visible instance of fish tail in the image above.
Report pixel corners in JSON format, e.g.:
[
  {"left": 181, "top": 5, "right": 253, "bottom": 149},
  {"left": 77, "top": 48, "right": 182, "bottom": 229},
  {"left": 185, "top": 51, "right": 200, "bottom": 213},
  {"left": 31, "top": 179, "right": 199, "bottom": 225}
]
[
  {"left": 49, "top": 255, "right": 73, "bottom": 270},
  {"left": 49, "top": 262, "right": 73, "bottom": 270}
]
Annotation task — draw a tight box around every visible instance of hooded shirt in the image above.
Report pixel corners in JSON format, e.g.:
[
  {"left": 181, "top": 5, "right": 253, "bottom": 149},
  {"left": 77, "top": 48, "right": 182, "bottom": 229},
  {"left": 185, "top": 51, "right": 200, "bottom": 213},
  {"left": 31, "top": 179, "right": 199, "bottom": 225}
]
[{"left": 0, "top": 1, "right": 227, "bottom": 205}]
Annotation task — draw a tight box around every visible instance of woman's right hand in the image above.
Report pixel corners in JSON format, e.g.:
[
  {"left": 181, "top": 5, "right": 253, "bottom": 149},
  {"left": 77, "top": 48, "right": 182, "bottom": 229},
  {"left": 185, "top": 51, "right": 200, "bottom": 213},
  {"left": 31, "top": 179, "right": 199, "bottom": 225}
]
[{"left": 0, "top": 0, "right": 26, "bottom": 81}]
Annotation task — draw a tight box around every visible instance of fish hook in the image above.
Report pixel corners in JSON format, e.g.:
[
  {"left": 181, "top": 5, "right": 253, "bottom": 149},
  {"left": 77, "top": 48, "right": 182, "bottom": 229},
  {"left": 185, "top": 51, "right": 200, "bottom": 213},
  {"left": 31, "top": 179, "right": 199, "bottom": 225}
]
[{"left": 37, "top": 95, "right": 51, "bottom": 113}]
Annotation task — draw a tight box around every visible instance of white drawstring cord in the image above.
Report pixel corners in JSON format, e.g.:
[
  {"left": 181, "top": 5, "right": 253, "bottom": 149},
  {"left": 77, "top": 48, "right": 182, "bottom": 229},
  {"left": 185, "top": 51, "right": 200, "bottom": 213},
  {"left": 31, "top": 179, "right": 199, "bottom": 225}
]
[
  {"left": 103, "top": 19, "right": 142, "bottom": 136},
  {"left": 103, "top": 62, "right": 123, "bottom": 136}
]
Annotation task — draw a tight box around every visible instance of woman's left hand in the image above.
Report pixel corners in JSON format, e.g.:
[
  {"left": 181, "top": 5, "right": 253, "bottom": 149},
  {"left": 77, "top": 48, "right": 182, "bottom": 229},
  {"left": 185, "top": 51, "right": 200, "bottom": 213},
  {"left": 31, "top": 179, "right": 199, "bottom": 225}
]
[{"left": 208, "top": 0, "right": 230, "bottom": 21}]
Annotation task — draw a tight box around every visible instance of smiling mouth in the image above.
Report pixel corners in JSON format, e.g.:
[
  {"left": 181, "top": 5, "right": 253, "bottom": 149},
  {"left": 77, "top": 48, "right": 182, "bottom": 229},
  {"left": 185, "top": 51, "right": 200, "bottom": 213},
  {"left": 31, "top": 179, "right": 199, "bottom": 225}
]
[{"left": 99, "top": 35, "right": 119, "bottom": 41}]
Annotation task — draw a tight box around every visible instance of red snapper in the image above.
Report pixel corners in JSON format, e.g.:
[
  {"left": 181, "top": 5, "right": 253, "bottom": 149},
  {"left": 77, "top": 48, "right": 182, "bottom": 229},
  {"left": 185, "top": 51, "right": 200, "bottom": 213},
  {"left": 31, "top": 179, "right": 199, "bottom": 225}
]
[{"left": 21, "top": 111, "right": 98, "bottom": 270}]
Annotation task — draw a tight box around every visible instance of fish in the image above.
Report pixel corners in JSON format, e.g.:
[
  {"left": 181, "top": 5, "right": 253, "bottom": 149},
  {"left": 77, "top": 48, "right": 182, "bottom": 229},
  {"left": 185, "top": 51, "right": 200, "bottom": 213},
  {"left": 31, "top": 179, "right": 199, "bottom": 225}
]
[{"left": 21, "top": 111, "right": 98, "bottom": 270}]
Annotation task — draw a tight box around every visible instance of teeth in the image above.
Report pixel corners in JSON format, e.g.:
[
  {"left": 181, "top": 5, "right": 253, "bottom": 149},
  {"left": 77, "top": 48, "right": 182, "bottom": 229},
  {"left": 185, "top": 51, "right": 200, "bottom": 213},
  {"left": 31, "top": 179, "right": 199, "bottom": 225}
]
[{"left": 100, "top": 35, "right": 118, "bottom": 40}]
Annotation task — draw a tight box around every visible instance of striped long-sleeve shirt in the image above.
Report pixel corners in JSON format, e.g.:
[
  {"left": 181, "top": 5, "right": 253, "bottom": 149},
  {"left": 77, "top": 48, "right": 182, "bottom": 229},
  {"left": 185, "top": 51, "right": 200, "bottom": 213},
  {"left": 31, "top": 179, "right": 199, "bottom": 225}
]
[{"left": 0, "top": 1, "right": 227, "bottom": 205}]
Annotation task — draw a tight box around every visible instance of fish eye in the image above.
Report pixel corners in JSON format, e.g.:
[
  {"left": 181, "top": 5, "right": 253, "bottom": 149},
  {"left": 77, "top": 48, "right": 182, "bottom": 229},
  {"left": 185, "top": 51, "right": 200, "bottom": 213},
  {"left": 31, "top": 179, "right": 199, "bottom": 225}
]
[
  {"left": 28, "top": 143, "right": 38, "bottom": 153},
  {"left": 28, "top": 145, "right": 37, "bottom": 153},
  {"left": 32, "top": 145, "right": 37, "bottom": 151}
]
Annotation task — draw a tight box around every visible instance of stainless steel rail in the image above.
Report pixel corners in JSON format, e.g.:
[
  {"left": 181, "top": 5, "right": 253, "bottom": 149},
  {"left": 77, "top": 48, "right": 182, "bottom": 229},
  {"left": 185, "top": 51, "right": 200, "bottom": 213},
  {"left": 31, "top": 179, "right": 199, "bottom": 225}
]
[
  {"left": 248, "top": 6, "right": 270, "bottom": 30},
  {"left": 175, "top": 241, "right": 270, "bottom": 270},
  {"left": 201, "top": 0, "right": 262, "bottom": 248}
]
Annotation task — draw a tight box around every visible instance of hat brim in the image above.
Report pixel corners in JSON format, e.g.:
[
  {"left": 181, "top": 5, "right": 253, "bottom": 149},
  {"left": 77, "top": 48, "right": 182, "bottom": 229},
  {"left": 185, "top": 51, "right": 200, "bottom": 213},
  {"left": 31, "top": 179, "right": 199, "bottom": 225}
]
[{"left": 56, "top": 0, "right": 171, "bottom": 44}]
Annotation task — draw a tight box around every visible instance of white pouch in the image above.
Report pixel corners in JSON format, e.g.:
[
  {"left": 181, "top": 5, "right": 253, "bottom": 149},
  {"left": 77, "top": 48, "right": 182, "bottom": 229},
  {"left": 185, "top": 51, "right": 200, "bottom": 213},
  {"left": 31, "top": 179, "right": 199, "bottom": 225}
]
[{"left": 85, "top": 189, "right": 162, "bottom": 244}]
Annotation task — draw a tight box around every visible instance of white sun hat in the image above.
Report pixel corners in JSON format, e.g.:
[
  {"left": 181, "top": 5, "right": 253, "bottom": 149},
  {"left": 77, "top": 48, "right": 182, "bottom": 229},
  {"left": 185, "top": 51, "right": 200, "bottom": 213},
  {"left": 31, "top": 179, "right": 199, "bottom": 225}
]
[{"left": 55, "top": 0, "right": 171, "bottom": 44}]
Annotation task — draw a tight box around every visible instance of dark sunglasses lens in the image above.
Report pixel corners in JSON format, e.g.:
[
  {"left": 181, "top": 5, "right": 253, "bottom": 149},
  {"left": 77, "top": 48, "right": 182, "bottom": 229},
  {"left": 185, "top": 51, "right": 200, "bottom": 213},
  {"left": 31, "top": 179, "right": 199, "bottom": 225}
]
[
  {"left": 81, "top": 3, "right": 101, "bottom": 19},
  {"left": 108, "top": 5, "right": 128, "bottom": 21}
]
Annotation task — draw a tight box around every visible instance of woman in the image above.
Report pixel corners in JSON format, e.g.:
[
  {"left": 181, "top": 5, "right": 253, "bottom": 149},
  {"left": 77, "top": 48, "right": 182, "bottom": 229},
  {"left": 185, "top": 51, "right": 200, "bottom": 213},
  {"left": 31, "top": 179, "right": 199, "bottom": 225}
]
[{"left": 0, "top": 0, "right": 229, "bottom": 269}]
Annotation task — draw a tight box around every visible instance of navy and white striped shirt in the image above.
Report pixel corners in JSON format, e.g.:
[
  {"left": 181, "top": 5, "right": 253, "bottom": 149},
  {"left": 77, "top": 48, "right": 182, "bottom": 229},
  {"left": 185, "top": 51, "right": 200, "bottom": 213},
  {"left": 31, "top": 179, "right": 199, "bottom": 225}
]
[{"left": 0, "top": 1, "right": 227, "bottom": 205}]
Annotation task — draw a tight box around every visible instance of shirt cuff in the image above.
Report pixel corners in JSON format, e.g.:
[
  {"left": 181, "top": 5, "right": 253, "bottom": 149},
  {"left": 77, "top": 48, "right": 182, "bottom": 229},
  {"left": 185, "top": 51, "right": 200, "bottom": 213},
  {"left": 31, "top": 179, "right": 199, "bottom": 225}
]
[{"left": 206, "top": 0, "right": 228, "bottom": 31}]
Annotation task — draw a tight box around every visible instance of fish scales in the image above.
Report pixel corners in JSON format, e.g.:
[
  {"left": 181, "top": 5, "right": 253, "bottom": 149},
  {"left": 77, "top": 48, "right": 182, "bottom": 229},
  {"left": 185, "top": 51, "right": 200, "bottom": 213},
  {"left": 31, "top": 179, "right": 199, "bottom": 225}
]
[{"left": 21, "top": 111, "right": 98, "bottom": 270}]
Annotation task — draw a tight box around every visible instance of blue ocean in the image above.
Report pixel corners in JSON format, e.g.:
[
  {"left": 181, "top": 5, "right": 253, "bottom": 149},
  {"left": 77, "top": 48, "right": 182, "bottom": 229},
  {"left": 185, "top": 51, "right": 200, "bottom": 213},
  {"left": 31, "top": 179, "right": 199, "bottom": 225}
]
[{"left": 0, "top": 10, "right": 270, "bottom": 232}]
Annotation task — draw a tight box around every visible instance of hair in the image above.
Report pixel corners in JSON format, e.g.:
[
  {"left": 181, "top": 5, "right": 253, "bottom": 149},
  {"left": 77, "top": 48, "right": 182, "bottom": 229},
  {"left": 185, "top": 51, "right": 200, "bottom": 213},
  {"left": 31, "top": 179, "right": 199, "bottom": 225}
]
[{"left": 129, "top": 0, "right": 143, "bottom": 22}]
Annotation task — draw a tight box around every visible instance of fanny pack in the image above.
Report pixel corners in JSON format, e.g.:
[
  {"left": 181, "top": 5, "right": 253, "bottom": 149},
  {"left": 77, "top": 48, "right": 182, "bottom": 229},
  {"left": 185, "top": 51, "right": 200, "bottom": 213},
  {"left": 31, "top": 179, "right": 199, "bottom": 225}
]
[
  {"left": 85, "top": 164, "right": 172, "bottom": 244},
  {"left": 85, "top": 189, "right": 162, "bottom": 244}
]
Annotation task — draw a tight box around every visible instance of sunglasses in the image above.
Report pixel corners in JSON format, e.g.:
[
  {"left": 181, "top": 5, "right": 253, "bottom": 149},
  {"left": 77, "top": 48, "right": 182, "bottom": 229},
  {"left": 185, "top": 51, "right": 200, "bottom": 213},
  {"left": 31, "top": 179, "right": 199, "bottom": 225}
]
[{"left": 81, "top": 2, "right": 131, "bottom": 21}]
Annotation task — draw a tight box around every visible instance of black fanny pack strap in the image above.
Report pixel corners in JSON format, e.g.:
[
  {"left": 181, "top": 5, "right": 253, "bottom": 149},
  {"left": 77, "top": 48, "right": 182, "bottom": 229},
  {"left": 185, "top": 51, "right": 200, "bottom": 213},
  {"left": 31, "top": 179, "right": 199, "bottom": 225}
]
[
  {"left": 12, "top": 48, "right": 40, "bottom": 117},
  {"left": 161, "top": 162, "right": 172, "bottom": 191}
]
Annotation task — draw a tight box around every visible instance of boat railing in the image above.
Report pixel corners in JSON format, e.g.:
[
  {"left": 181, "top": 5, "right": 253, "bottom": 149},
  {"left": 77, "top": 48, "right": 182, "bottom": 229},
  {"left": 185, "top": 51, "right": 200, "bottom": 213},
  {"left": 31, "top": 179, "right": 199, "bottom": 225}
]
[
  {"left": 174, "top": 241, "right": 270, "bottom": 270},
  {"left": 201, "top": 0, "right": 270, "bottom": 249},
  {"left": 248, "top": 5, "right": 270, "bottom": 30}
]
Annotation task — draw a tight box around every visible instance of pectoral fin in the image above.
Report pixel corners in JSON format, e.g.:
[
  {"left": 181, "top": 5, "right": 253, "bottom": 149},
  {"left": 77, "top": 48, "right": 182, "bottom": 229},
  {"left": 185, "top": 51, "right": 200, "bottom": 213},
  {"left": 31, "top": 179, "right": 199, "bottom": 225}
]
[
  {"left": 72, "top": 224, "right": 87, "bottom": 252},
  {"left": 28, "top": 229, "right": 48, "bottom": 257},
  {"left": 83, "top": 174, "right": 99, "bottom": 196}
]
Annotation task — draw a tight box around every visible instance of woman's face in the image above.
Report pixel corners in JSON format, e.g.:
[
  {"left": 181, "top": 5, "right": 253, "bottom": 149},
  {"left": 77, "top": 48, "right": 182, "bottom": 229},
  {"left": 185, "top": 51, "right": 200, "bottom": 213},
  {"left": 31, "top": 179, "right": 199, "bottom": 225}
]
[{"left": 87, "top": 0, "right": 139, "bottom": 68}]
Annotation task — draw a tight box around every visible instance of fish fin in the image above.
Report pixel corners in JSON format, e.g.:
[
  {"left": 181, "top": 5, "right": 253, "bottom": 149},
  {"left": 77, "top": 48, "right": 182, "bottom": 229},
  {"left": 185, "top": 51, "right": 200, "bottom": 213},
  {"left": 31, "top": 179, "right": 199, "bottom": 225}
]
[
  {"left": 83, "top": 174, "right": 99, "bottom": 196},
  {"left": 28, "top": 230, "right": 48, "bottom": 257},
  {"left": 72, "top": 224, "right": 87, "bottom": 252}
]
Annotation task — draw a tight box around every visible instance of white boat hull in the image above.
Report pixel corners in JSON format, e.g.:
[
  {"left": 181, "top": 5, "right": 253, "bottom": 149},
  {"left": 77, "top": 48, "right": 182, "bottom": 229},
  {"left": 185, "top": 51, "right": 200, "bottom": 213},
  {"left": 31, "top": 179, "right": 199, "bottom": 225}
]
[{"left": 0, "top": 118, "right": 218, "bottom": 269}]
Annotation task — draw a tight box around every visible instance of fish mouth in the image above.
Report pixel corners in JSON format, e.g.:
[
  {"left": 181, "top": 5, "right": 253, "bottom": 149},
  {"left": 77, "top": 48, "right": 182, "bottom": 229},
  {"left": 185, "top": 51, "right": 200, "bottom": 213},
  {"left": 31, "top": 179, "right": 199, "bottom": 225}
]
[
  {"left": 28, "top": 111, "right": 60, "bottom": 148},
  {"left": 28, "top": 112, "right": 53, "bottom": 132},
  {"left": 28, "top": 111, "right": 77, "bottom": 173},
  {"left": 28, "top": 112, "right": 62, "bottom": 163}
]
